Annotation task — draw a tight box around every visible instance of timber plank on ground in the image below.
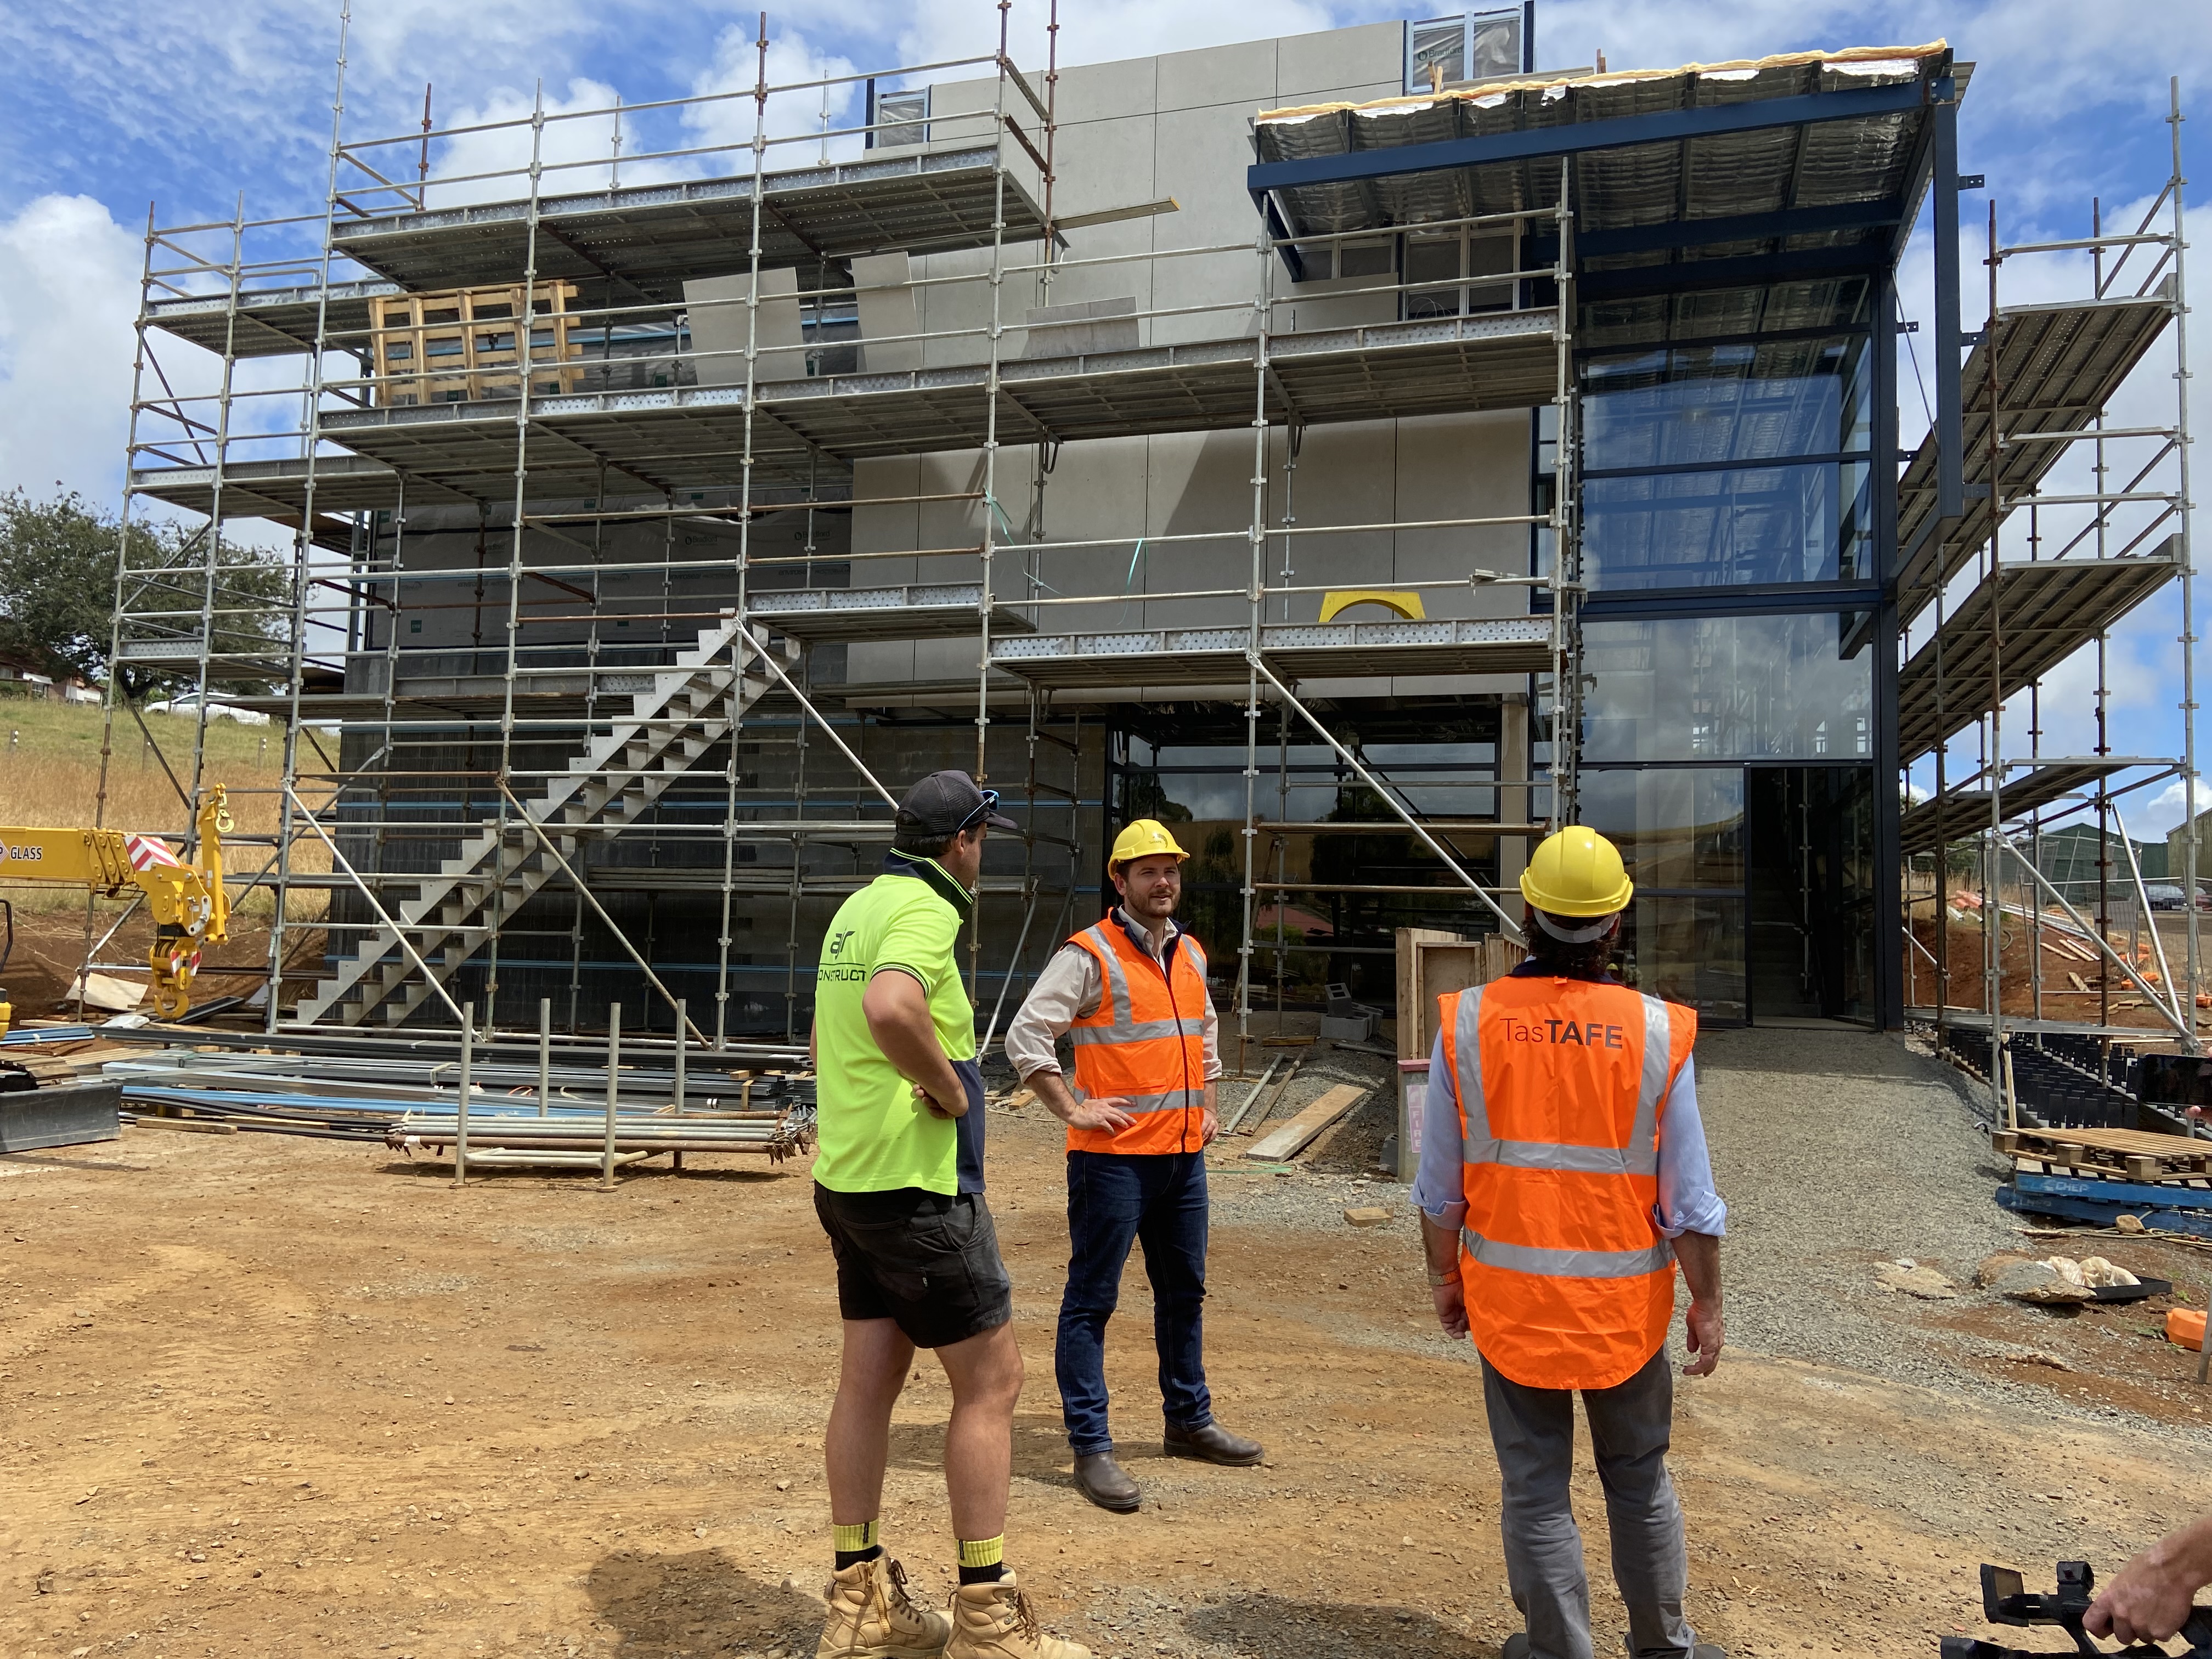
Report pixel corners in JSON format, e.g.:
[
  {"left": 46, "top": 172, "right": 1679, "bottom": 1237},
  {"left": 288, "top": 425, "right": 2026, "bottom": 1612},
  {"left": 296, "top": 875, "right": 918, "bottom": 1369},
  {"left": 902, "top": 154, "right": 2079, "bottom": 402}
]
[{"left": 1245, "top": 1084, "right": 1367, "bottom": 1163}]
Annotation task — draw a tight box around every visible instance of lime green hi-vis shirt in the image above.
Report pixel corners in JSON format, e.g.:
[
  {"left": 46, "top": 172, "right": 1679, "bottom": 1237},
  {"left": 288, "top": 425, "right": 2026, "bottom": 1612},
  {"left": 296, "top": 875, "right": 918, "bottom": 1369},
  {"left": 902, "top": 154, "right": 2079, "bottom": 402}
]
[{"left": 811, "top": 852, "right": 983, "bottom": 1195}]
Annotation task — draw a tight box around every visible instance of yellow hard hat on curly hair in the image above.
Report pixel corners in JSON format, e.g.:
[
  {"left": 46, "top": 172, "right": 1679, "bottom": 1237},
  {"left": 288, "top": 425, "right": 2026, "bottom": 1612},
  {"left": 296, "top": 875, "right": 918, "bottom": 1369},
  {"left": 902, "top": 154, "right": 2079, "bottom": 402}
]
[
  {"left": 1519, "top": 826, "right": 1633, "bottom": 917},
  {"left": 1109, "top": 818, "right": 1187, "bottom": 868}
]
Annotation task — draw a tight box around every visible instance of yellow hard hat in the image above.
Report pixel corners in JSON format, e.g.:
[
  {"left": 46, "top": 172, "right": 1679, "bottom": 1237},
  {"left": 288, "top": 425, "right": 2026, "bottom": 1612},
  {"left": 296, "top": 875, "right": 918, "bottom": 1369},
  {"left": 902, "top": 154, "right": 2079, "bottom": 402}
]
[
  {"left": 1519, "top": 826, "right": 1633, "bottom": 917},
  {"left": 1109, "top": 818, "right": 1188, "bottom": 867}
]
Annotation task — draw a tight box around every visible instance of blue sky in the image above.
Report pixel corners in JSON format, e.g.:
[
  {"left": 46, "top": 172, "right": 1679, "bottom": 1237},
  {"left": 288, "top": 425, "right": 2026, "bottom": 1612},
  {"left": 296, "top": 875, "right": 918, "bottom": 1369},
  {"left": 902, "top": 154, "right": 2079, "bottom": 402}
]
[{"left": 0, "top": 0, "right": 2207, "bottom": 824}]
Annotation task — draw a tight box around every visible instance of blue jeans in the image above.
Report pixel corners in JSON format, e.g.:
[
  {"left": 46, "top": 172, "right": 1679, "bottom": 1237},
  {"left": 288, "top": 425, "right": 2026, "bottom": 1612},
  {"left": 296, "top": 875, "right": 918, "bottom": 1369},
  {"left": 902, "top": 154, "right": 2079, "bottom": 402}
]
[{"left": 1054, "top": 1149, "right": 1213, "bottom": 1455}]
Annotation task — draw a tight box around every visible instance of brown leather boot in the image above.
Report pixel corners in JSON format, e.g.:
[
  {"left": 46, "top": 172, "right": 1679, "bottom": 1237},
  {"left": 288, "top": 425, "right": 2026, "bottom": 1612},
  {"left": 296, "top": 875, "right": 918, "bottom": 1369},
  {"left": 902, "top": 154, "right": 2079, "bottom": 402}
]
[
  {"left": 1163, "top": 1420, "right": 1263, "bottom": 1466},
  {"left": 943, "top": 1571, "right": 1090, "bottom": 1659},
  {"left": 814, "top": 1555, "right": 951, "bottom": 1659},
  {"left": 1072, "top": 1451, "right": 1141, "bottom": 1513}
]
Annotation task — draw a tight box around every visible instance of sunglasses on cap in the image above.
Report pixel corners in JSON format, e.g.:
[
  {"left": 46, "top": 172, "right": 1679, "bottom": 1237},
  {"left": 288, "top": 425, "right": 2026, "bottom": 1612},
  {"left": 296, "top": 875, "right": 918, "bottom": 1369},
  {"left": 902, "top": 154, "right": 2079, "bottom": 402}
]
[{"left": 956, "top": 788, "right": 1003, "bottom": 832}]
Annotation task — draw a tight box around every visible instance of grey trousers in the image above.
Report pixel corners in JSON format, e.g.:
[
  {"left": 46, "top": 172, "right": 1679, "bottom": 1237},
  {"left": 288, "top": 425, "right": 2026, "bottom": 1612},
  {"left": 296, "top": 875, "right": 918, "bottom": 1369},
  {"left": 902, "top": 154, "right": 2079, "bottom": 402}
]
[{"left": 1480, "top": 1346, "right": 1696, "bottom": 1659}]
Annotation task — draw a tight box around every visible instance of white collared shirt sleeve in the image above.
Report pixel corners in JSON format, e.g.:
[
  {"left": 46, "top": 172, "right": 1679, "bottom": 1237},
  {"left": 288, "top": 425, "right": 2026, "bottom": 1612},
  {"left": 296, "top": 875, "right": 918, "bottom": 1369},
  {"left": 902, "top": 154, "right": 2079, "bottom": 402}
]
[
  {"left": 1199, "top": 975, "right": 1222, "bottom": 1082},
  {"left": 1653, "top": 1054, "right": 1727, "bottom": 1238},
  {"left": 1002, "top": 944, "right": 1102, "bottom": 1082},
  {"left": 1413, "top": 1027, "right": 1466, "bottom": 1221}
]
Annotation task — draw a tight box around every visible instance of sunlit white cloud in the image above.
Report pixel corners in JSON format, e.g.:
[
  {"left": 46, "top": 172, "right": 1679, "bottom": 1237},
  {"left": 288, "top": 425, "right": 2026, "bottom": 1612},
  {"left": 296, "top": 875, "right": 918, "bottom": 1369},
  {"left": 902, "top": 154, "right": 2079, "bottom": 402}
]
[{"left": 0, "top": 195, "right": 143, "bottom": 501}]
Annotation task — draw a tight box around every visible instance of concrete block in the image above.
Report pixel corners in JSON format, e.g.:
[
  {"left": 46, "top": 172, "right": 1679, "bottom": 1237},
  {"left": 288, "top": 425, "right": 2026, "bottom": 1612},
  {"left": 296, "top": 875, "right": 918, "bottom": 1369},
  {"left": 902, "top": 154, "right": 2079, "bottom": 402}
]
[
  {"left": 1273, "top": 22, "right": 1404, "bottom": 105},
  {"left": 1022, "top": 296, "right": 1139, "bottom": 358},
  {"left": 682, "top": 268, "right": 804, "bottom": 385},
  {"left": 852, "top": 252, "right": 919, "bottom": 374},
  {"left": 1155, "top": 38, "right": 1280, "bottom": 114}
]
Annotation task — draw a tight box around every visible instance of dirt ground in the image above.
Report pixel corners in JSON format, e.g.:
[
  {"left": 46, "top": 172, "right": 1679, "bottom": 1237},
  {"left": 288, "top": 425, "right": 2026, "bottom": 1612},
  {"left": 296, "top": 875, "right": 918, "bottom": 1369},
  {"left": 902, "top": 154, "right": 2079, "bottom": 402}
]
[
  {"left": 7, "top": 1058, "right": 2212, "bottom": 1659},
  {"left": 1906, "top": 915, "right": 2207, "bottom": 1039}
]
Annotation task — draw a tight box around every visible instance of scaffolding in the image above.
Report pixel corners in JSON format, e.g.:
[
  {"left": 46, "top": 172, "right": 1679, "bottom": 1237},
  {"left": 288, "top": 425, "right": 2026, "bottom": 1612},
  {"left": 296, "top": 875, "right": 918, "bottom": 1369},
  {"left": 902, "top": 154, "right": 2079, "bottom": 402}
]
[
  {"left": 100, "top": 19, "right": 2110, "bottom": 1063},
  {"left": 104, "top": 2, "right": 1567, "bottom": 1058},
  {"left": 1901, "top": 81, "right": 2199, "bottom": 1084}
]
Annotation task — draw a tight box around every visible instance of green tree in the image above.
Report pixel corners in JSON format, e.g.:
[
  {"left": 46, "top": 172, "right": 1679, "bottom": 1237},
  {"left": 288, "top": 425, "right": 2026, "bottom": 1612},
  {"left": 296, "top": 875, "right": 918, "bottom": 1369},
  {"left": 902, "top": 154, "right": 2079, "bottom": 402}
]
[{"left": 0, "top": 490, "right": 290, "bottom": 699}]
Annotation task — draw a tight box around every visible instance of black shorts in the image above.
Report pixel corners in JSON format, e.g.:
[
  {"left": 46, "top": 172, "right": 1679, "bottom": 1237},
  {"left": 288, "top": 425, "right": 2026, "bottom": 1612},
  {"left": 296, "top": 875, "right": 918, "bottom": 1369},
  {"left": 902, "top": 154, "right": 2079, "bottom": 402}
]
[{"left": 812, "top": 1184, "right": 1014, "bottom": 1349}]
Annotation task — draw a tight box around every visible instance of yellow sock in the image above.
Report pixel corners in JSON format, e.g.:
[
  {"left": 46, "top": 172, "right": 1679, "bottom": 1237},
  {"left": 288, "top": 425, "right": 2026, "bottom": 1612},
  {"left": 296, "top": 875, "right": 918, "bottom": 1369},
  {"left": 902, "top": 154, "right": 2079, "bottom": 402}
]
[
  {"left": 833, "top": 1520, "right": 879, "bottom": 1566},
  {"left": 957, "top": 1534, "right": 1006, "bottom": 1583}
]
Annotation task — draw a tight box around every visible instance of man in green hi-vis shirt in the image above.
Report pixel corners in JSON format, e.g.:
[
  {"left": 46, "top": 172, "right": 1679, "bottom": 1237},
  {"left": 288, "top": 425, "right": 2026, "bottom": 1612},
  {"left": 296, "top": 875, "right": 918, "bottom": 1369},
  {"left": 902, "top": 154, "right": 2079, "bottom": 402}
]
[{"left": 809, "top": 770, "right": 1089, "bottom": 1659}]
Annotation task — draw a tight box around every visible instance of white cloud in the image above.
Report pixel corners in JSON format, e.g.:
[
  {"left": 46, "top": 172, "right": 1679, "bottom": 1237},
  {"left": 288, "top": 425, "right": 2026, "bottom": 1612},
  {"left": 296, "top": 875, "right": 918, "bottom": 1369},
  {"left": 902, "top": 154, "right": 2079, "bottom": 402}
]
[
  {"left": 421, "top": 78, "right": 643, "bottom": 211},
  {"left": 682, "top": 25, "right": 865, "bottom": 172},
  {"left": 2137, "top": 778, "right": 2200, "bottom": 839},
  {"left": 0, "top": 195, "right": 143, "bottom": 503}
]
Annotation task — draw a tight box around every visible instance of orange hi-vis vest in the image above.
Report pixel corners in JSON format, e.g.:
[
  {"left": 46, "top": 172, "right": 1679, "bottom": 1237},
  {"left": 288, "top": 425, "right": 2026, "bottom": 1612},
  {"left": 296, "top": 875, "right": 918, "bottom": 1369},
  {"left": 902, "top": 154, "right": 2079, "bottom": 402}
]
[
  {"left": 1437, "top": 973, "right": 1698, "bottom": 1391},
  {"left": 1064, "top": 916, "right": 1210, "bottom": 1156}
]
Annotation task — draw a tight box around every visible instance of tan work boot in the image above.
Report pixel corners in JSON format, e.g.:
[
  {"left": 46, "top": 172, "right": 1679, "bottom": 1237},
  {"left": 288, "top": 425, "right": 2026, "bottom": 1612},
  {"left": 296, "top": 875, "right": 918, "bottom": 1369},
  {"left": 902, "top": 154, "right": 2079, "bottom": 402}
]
[
  {"left": 944, "top": 1571, "right": 1090, "bottom": 1659},
  {"left": 815, "top": 1555, "right": 951, "bottom": 1659}
]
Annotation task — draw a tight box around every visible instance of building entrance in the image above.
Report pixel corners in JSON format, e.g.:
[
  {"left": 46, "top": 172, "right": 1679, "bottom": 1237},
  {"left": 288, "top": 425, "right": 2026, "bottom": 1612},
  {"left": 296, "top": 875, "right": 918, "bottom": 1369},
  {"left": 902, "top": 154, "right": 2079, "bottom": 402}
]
[{"left": 1745, "top": 766, "right": 1876, "bottom": 1023}]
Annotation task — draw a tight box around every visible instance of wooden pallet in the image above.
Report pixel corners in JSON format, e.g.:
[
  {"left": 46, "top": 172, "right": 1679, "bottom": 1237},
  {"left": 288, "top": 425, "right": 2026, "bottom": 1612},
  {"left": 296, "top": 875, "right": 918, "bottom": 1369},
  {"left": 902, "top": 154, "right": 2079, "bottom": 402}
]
[
  {"left": 370, "top": 281, "right": 585, "bottom": 407},
  {"left": 1997, "top": 1124, "right": 2212, "bottom": 1184}
]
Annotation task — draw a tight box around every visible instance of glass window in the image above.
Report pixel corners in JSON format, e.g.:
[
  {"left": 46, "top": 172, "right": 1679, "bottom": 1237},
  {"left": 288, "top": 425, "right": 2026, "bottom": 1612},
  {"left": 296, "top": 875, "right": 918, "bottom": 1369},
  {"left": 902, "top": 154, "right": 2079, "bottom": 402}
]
[
  {"left": 1579, "top": 769, "right": 1744, "bottom": 890},
  {"left": 1401, "top": 229, "right": 1516, "bottom": 319},
  {"left": 1581, "top": 612, "right": 1873, "bottom": 761},
  {"left": 1584, "top": 335, "right": 1872, "bottom": 470},
  {"left": 873, "top": 89, "right": 928, "bottom": 149},
  {"left": 1405, "top": 10, "right": 1523, "bottom": 92},
  {"left": 1404, "top": 233, "right": 1463, "bottom": 319},
  {"left": 1618, "top": 895, "right": 1747, "bottom": 1023},
  {"left": 1584, "top": 460, "right": 1872, "bottom": 590},
  {"left": 1408, "top": 18, "right": 1468, "bottom": 88}
]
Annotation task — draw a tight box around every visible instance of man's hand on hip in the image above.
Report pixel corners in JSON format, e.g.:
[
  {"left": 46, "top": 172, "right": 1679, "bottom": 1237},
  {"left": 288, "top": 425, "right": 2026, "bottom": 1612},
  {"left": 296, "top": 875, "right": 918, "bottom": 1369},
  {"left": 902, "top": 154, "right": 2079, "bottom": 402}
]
[
  {"left": 1025, "top": 1069, "right": 1135, "bottom": 1133},
  {"left": 1065, "top": 1095, "right": 1136, "bottom": 1133}
]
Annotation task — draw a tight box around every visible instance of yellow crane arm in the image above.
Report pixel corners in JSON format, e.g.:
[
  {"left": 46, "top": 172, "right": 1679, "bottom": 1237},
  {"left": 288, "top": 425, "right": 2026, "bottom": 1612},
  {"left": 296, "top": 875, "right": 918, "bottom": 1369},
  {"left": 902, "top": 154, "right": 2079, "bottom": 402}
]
[{"left": 0, "top": 785, "right": 231, "bottom": 1020}]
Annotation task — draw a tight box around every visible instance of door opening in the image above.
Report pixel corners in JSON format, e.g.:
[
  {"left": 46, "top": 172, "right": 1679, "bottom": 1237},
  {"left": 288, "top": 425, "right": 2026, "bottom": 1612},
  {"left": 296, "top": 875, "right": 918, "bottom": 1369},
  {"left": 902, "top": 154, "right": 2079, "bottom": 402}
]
[{"left": 1746, "top": 766, "right": 1875, "bottom": 1023}]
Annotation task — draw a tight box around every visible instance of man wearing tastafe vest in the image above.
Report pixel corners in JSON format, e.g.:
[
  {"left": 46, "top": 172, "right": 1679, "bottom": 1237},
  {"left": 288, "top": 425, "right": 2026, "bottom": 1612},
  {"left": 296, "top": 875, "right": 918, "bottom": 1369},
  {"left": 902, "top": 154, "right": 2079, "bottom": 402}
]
[
  {"left": 1415, "top": 826, "right": 1729, "bottom": 1659},
  {"left": 1003, "top": 819, "right": 1264, "bottom": 1513}
]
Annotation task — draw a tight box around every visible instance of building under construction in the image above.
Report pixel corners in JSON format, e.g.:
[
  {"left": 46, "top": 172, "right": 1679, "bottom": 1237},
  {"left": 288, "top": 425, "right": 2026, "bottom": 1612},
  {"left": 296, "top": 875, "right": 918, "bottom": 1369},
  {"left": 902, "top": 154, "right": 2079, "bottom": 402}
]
[{"left": 103, "top": 7, "right": 2199, "bottom": 1068}]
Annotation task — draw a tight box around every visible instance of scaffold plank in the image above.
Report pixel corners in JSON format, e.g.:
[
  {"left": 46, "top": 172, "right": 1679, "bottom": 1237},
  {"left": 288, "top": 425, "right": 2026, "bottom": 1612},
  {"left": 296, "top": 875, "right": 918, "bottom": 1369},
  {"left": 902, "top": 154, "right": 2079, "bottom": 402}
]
[
  {"left": 301, "top": 309, "right": 1559, "bottom": 500},
  {"left": 1895, "top": 285, "right": 2177, "bottom": 618},
  {"left": 1897, "top": 539, "right": 2182, "bottom": 764},
  {"left": 989, "top": 616, "right": 1552, "bottom": 687},
  {"left": 325, "top": 148, "right": 1050, "bottom": 301},
  {"left": 1899, "top": 756, "right": 2164, "bottom": 856}
]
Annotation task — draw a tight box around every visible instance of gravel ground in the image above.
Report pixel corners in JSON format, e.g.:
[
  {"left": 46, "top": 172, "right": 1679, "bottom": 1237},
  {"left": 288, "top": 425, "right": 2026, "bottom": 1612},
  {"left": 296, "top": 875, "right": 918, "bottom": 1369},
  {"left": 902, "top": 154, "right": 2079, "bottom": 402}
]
[
  {"left": 1696, "top": 1028, "right": 2018, "bottom": 1373},
  {"left": 1196, "top": 1021, "right": 2212, "bottom": 1447}
]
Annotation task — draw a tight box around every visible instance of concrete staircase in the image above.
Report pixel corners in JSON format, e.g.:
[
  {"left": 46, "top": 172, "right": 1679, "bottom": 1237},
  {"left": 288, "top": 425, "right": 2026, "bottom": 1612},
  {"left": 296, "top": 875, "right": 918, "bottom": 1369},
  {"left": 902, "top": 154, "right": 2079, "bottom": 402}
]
[{"left": 292, "top": 614, "right": 790, "bottom": 1028}]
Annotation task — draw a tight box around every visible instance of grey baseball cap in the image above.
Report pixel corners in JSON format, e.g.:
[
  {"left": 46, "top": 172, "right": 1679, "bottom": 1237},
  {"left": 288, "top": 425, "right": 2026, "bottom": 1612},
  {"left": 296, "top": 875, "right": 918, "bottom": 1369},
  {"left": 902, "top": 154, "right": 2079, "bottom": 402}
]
[{"left": 895, "top": 770, "right": 1017, "bottom": 836}]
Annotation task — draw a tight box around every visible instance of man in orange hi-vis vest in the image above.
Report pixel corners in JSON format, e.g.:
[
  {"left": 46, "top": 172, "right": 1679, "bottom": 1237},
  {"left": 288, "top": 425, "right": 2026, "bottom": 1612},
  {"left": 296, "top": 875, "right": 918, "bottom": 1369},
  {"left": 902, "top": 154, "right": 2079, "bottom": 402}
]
[
  {"left": 1005, "top": 819, "right": 1264, "bottom": 1513},
  {"left": 1415, "top": 826, "right": 1728, "bottom": 1659}
]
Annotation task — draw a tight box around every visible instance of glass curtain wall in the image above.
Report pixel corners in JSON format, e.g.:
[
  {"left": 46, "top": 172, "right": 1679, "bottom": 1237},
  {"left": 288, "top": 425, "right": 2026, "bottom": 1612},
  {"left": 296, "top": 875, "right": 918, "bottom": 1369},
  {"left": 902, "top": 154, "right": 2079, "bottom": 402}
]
[{"left": 1556, "top": 308, "right": 1884, "bottom": 1023}]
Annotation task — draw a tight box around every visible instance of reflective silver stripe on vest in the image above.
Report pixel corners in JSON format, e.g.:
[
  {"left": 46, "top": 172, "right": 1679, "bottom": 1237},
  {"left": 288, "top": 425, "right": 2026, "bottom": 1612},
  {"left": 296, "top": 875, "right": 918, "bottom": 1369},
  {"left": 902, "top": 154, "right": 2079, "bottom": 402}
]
[
  {"left": 1464, "top": 1138, "right": 1631, "bottom": 1175},
  {"left": 1626, "top": 992, "right": 1675, "bottom": 1172},
  {"left": 1082, "top": 924, "right": 1133, "bottom": 1028},
  {"left": 1070, "top": 1019, "right": 1189, "bottom": 1045},
  {"left": 1448, "top": 985, "right": 1488, "bottom": 1164},
  {"left": 1461, "top": 1227, "right": 1674, "bottom": 1280},
  {"left": 1109, "top": 1089, "right": 1195, "bottom": 1115}
]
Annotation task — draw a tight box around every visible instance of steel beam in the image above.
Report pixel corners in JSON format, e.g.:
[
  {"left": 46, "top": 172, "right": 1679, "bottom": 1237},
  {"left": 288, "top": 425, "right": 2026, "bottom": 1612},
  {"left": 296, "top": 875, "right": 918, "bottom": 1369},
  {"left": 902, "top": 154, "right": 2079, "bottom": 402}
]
[
  {"left": 1576, "top": 199, "right": 1905, "bottom": 260},
  {"left": 1246, "top": 80, "right": 1931, "bottom": 194},
  {"left": 1932, "top": 96, "right": 1965, "bottom": 529},
  {"left": 1576, "top": 245, "right": 1888, "bottom": 303}
]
